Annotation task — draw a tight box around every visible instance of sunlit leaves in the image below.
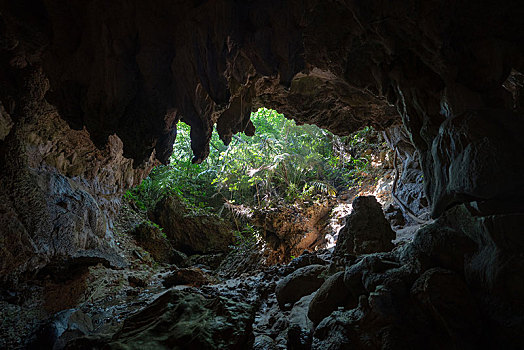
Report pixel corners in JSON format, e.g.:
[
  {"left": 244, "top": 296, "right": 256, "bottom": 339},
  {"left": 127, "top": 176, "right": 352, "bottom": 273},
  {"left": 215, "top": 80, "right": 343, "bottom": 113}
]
[{"left": 125, "top": 108, "right": 376, "bottom": 212}]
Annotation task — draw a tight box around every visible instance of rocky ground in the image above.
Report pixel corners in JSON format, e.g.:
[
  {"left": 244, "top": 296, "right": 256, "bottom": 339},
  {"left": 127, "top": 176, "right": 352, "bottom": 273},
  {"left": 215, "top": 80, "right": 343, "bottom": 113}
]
[
  {"left": 1, "top": 2, "right": 523, "bottom": 348},
  {"left": 0, "top": 139, "right": 430, "bottom": 350},
  {"left": 0, "top": 171, "right": 427, "bottom": 350}
]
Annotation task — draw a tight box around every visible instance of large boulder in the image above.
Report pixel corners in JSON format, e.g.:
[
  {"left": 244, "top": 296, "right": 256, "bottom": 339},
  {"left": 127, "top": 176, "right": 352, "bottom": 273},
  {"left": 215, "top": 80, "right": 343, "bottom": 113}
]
[
  {"left": 287, "top": 293, "right": 316, "bottom": 350},
  {"left": 131, "top": 221, "right": 186, "bottom": 264},
  {"left": 411, "top": 268, "right": 482, "bottom": 349},
  {"left": 152, "top": 196, "right": 234, "bottom": 254},
  {"left": 334, "top": 196, "right": 395, "bottom": 256},
  {"left": 275, "top": 265, "right": 326, "bottom": 310},
  {"left": 67, "top": 289, "right": 255, "bottom": 350},
  {"left": 308, "top": 271, "right": 355, "bottom": 325},
  {"left": 411, "top": 223, "right": 477, "bottom": 274}
]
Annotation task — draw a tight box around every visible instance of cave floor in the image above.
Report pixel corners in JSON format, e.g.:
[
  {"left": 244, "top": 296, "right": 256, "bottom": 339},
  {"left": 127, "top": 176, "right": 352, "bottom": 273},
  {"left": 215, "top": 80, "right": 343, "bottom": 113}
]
[
  {"left": 0, "top": 165, "right": 427, "bottom": 349},
  {"left": 1, "top": 211, "right": 421, "bottom": 349}
]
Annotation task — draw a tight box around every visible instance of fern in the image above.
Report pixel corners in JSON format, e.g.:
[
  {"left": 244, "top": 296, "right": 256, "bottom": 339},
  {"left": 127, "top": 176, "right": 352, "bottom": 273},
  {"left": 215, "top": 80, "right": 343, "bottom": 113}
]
[
  {"left": 304, "top": 180, "right": 337, "bottom": 197},
  {"left": 127, "top": 108, "right": 376, "bottom": 211}
]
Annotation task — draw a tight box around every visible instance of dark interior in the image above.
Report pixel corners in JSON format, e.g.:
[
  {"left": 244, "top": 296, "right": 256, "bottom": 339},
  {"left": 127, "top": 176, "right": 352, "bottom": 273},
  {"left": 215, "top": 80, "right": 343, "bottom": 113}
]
[{"left": 1, "top": 1, "right": 524, "bottom": 349}]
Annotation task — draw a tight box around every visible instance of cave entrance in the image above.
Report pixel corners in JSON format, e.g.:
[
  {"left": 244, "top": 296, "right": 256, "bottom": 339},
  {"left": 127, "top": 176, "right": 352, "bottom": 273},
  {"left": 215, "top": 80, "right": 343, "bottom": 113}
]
[{"left": 125, "top": 108, "right": 392, "bottom": 264}]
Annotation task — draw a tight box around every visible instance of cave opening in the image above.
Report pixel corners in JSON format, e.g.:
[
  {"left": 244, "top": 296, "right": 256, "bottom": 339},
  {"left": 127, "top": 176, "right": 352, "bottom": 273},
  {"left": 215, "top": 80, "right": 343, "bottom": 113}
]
[
  {"left": 1, "top": 1, "right": 524, "bottom": 349},
  {"left": 125, "top": 107, "right": 402, "bottom": 263}
]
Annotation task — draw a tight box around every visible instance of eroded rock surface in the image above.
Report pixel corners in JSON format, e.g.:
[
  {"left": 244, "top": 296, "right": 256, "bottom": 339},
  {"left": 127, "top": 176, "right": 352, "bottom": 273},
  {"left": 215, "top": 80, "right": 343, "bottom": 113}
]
[
  {"left": 69, "top": 288, "right": 255, "bottom": 350},
  {"left": 411, "top": 268, "right": 482, "bottom": 348},
  {"left": 307, "top": 271, "right": 353, "bottom": 325},
  {"left": 275, "top": 264, "right": 326, "bottom": 310},
  {"left": 335, "top": 196, "right": 395, "bottom": 256},
  {"left": 130, "top": 221, "right": 178, "bottom": 264},
  {"left": 251, "top": 200, "right": 334, "bottom": 263},
  {"left": 1, "top": 0, "right": 524, "bottom": 348},
  {"left": 152, "top": 196, "right": 234, "bottom": 254}
]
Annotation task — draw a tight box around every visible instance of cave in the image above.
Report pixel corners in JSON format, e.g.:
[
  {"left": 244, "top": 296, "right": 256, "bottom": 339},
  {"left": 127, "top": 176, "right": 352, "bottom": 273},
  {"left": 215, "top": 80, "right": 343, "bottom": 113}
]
[{"left": 1, "top": 1, "right": 524, "bottom": 349}]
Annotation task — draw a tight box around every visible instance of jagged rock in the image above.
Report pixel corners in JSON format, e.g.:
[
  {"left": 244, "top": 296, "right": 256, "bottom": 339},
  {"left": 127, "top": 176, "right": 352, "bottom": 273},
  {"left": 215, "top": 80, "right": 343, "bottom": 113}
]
[
  {"left": 127, "top": 275, "right": 148, "bottom": 288},
  {"left": 335, "top": 196, "right": 395, "bottom": 256},
  {"left": 287, "top": 293, "right": 316, "bottom": 350},
  {"left": 423, "top": 204, "right": 524, "bottom": 348},
  {"left": 411, "top": 268, "right": 482, "bottom": 349},
  {"left": 279, "top": 251, "right": 328, "bottom": 277},
  {"left": 1, "top": 1, "right": 524, "bottom": 347},
  {"left": 0, "top": 102, "right": 13, "bottom": 141},
  {"left": 311, "top": 258, "right": 433, "bottom": 350},
  {"left": 27, "top": 309, "right": 93, "bottom": 350},
  {"left": 131, "top": 221, "right": 179, "bottom": 264},
  {"left": 0, "top": 105, "right": 149, "bottom": 280},
  {"left": 251, "top": 201, "right": 334, "bottom": 264},
  {"left": 343, "top": 254, "right": 404, "bottom": 296},
  {"left": 187, "top": 253, "right": 225, "bottom": 270},
  {"left": 384, "top": 203, "right": 406, "bottom": 228},
  {"left": 67, "top": 289, "right": 255, "bottom": 350},
  {"left": 383, "top": 124, "right": 429, "bottom": 221},
  {"left": 275, "top": 264, "right": 326, "bottom": 310},
  {"left": 152, "top": 196, "right": 233, "bottom": 254},
  {"left": 308, "top": 271, "right": 354, "bottom": 325},
  {"left": 288, "top": 251, "right": 328, "bottom": 271},
  {"left": 216, "top": 246, "right": 266, "bottom": 279},
  {"left": 253, "top": 335, "right": 277, "bottom": 350},
  {"left": 0, "top": 171, "right": 127, "bottom": 278},
  {"left": 430, "top": 109, "right": 524, "bottom": 218},
  {"left": 162, "top": 267, "right": 211, "bottom": 288},
  {"left": 411, "top": 223, "right": 477, "bottom": 274},
  {"left": 311, "top": 308, "right": 361, "bottom": 350}
]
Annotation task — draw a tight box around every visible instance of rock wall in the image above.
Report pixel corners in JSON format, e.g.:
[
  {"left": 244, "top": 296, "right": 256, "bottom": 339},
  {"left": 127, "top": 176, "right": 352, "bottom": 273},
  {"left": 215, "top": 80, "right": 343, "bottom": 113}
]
[
  {"left": 383, "top": 124, "right": 429, "bottom": 220},
  {"left": 0, "top": 66, "right": 155, "bottom": 280},
  {"left": 1, "top": 1, "right": 524, "bottom": 336}
]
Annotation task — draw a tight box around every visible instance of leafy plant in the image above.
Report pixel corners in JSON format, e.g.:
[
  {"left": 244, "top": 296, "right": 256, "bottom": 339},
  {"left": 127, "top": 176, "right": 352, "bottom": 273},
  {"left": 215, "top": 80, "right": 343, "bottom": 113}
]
[{"left": 125, "top": 108, "right": 378, "bottom": 213}]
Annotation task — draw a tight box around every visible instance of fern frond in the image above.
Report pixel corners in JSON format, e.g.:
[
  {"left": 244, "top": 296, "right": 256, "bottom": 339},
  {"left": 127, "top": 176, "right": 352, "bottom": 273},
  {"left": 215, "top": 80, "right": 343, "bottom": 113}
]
[{"left": 307, "top": 180, "right": 337, "bottom": 196}]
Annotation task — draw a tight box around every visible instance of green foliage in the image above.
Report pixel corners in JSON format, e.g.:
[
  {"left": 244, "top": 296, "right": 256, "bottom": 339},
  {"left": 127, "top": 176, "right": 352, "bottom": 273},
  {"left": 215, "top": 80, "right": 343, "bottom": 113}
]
[
  {"left": 125, "top": 108, "right": 376, "bottom": 213},
  {"left": 132, "top": 220, "right": 167, "bottom": 240},
  {"left": 232, "top": 224, "right": 259, "bottom": 250}
]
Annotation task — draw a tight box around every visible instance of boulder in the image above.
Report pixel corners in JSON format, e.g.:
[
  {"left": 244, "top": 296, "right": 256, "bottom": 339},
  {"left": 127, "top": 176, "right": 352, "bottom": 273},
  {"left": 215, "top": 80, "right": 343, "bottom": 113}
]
[
  {"left": 308, "top": 271, "right": 354, "bottom": 324},
  {"left": 410, "top": 268, "right": 482, "bottom": 349},
  {"left": 411, "top": 223, "right": 477, "bottom": 274},
  {"left": 275, "top": 265, "right": 326, "bottom": 309},
  {"left": 287, "top": 293, "right": 316, "bottom": 350},
  {"left": 311, "top": 309, "right": 357, "bottom": 350},
  {"left": 152, "top": 196, "right": 234, "bottom": 254},
  {"left": 162, "top": 267, "right": 211, "bottom": 288},
  {"left": 131, "top": 221, "right": 183, "bottom": 264},
  {"left": 67, "top": 289, "right": 255, "bottom": 350},
  {"left": 334, "top": 196, "right": 395, "bottom": 256}
]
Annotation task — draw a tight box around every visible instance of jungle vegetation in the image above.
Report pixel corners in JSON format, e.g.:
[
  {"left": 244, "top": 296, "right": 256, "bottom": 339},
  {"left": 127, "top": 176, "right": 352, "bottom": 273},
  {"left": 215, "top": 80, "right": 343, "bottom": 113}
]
[{"left": 125, "top": 108, "right": 379, "bottom": 214}]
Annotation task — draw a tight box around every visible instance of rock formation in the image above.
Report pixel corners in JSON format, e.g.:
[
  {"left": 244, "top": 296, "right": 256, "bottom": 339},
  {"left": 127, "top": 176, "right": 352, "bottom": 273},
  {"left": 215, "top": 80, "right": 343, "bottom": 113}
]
[
  {"left": 334, "top": 195, "right": 395, "bottom": 255},
  {"left": 1, "top": 0, "right": 524, "bottom": 348},
  {"left": 151, "top": 196, "right": 234, "bottom": 254}
]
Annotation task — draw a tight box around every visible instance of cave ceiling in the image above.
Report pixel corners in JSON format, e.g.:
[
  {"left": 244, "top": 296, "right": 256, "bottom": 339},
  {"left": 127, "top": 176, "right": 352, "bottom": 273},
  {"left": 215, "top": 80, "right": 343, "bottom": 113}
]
[{"left": 1, "top": 0, "right": 524, "bottom": 216}]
